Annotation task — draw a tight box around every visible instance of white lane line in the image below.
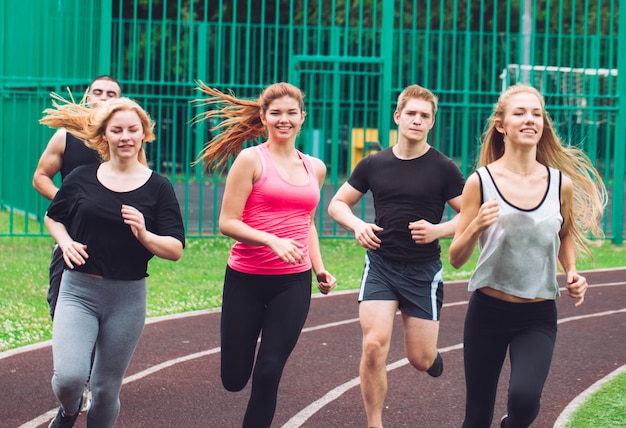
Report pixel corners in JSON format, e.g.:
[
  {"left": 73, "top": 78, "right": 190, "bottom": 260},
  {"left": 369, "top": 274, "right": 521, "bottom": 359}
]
[
  {"left": 17, "top": 410, "right": 58, "bottom": 428},
  {"left": 281, "top": 343, "right": 464, "bottom": 428},
  {"left": 17, "top": 347, "right": 222, "bottom": 428},
  {"left": 123, "top": 347, "right": 221, "bottom": 384},
  {"left": 0, "top": 308, "right": 220, "bottom": 361},
  {"left": 282, "top": 305, "right": 626, "bottom": 427},
  {"left": 558, "top": 307, "right": 626, "bottom": 324}
]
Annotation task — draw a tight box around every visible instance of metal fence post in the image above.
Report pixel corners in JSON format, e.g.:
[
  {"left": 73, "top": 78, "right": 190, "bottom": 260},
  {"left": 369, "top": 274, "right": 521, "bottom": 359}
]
[{"left": 613, "top": 0, "right": 626, "bottom": 245}]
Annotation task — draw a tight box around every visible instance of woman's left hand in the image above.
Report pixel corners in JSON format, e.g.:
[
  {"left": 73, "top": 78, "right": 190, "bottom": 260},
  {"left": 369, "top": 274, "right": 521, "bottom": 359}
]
[
  {"left": 565, "top": 270, "right": 588, "bottom": 307},
  {"left": 121, "top": 204, "right": 147, "bottom": 240},
  {"left": 316, "top": 270, "right": 337, "bottom": 295}
]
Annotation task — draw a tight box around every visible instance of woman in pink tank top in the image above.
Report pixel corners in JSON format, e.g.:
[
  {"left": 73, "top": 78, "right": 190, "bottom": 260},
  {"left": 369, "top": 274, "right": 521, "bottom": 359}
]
[{"left": 194, "top": 81, "right": 337, "bottom": 428}]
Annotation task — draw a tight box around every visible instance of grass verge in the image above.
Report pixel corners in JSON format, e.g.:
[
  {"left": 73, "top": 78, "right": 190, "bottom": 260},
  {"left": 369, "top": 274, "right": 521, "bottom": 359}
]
[{"left": 566, "top": 371, "right": 626, "bottom": 427}]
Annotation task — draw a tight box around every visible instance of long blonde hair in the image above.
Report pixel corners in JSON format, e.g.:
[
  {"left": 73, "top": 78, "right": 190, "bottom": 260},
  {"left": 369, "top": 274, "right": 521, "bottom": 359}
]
[
  {"left": 192, "top": 81, "right": 305, "bottom": 171},
  {"left": 479, "top": 83, "right": 607, "bottom": 256},
  {"left": 40, "top": 93, "right": 153, "bottom": 165}
]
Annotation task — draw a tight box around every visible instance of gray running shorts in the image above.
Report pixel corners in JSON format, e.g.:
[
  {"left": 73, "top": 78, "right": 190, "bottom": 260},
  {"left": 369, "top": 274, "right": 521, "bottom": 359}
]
[{"left": 358, "top": 250, "right": 444, "bottom": 320}]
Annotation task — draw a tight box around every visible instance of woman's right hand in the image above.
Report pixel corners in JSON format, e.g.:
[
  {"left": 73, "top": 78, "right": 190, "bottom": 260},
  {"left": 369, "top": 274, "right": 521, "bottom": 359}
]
[{"left": 60, "top": 240, "right": 89, "bottom": 269}]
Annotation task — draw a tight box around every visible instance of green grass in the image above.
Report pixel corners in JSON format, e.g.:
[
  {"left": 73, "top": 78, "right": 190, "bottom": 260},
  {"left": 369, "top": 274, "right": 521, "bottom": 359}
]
[
  {"left": 1, "top": 209, "right": 624, "bottom": 425},
  {"left": 566, "top": 371, "right": 626, "bottom": 428}
]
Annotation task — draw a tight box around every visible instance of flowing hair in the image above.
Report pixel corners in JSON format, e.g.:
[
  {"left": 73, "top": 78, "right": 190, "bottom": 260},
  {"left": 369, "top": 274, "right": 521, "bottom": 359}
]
[
  {"left": 39, "top": 92, "right": 153, "bottom": 166},
  {"left": 479, "top": 83, "right": 607, "bottom": 257},
  {"left": 192, "top": 81, "right": 305, "bottom": 172}
]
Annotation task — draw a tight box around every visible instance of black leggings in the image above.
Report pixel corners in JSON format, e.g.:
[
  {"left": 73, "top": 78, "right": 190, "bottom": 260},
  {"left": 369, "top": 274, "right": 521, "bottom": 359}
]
[
  {"left": 462, "top": 290, "right": 557, "bottom": 428},
  {"left": 220, "top": 266, "right": 312, "bottom": 428}
]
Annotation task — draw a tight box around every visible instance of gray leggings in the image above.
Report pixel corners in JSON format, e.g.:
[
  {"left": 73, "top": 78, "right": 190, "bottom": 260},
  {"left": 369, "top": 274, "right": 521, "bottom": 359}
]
[{"left": 51, "top": 270, "right": 146, "bottom": 428}]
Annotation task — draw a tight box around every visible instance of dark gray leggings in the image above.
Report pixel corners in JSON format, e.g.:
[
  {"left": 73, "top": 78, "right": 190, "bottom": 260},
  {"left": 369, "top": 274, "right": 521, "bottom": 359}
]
[
  {"left": 220, "top": 266, "right": 312, "bottom": 428},
  {"left": 462, "top": 289, "right": 557, "bottom": 428},
  {"left": 51, "top": 270, "right": 146, "bottom": 428}
]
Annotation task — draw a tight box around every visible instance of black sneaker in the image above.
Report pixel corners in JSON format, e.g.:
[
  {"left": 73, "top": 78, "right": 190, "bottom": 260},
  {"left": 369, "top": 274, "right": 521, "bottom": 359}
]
[
  {"left": 48, "top": 397, "right": 82, "bottom": 428},
  {"left": 426, "top": 352, "right": 443, "bottom": 377},
  {"left": 500, "top": 415, "right": 508, "bottom": 428}
]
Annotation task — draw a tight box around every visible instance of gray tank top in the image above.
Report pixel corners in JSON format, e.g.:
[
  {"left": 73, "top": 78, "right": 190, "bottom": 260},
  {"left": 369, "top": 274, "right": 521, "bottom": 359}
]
[{"left": 468, "top": 165, "right": 563, "bottom": 299}]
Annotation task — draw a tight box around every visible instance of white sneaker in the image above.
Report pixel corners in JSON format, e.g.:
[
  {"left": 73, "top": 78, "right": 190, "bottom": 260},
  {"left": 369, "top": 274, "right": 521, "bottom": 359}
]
[{"left": 79, "top": 388, "right": 92, "bottom": 413}]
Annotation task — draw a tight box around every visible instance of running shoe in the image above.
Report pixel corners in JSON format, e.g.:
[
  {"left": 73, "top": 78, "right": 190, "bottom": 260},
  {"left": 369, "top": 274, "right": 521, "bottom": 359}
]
[
  {"left": 79, "top": 388, "right": 91, "bottom": 413},
  {"left": 48, "top": 396, "right": 83, "bottom": 428}
]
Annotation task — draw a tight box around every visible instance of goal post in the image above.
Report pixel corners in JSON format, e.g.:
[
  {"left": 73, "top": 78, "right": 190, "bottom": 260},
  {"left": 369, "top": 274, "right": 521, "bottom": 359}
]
[{"left": 500, "top": 64, "right": 618, "bottom": 125}]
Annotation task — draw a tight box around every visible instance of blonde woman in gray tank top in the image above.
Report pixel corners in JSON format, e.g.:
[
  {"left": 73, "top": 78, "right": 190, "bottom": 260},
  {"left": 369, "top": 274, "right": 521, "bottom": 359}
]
[{"left": 449, "top": 84, "right": 606, "bottom": 428}]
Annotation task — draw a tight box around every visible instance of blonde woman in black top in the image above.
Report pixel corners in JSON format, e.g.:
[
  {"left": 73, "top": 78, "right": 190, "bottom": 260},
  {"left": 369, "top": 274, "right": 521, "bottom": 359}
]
[{"left": 41, "top": 96, "right": 185, "bottom": 428}]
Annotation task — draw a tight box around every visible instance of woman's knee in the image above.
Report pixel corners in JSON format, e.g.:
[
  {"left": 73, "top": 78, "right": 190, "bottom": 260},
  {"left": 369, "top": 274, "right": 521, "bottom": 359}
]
[
  {"left": 92, "top": 384, "right": 120, "bottom": 407},
  {"left": 222, "top": 376, "right": 248, "bottom": 392},
  {"left": 250, "top": 355, "right": 285, "bottom": 387},
  {"left": 508, "top": 388, "right": 541, "bottom": 424},
  {"left": 221, "top": 365, "right": 253, "bottom": 392},
  {"left": 51, "top": 372, "right": 85, "bottom": 402}
]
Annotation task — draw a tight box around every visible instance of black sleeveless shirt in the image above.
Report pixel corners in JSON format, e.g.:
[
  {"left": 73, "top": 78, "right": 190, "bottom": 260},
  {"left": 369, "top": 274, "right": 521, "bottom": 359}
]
[{"left": 60, "top": 133, "right": 101, "bottom": 180}]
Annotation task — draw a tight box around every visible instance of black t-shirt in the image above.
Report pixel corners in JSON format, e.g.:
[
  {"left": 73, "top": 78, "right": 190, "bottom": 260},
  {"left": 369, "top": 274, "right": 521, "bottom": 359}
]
[
  {"left": 47, "top": 164, "right": 185, "bottom": 279},
  {"left": 348, "top": 147, "right": 464, "bottom": 263}
]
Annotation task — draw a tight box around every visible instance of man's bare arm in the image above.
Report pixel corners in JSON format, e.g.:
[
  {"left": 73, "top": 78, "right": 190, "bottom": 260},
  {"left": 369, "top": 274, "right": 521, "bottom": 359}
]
[{"left": 33, "top": 129, "right": 67, "bottom": 200}]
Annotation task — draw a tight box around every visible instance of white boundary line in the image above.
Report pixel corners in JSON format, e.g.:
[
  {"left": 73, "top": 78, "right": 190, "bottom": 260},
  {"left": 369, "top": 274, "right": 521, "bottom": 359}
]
[
  {"left": 553, "top": 365, "right": 626, "bottom": 428},
  {"left": 552, "top": 307, "right": 626, "bottom": 427}
]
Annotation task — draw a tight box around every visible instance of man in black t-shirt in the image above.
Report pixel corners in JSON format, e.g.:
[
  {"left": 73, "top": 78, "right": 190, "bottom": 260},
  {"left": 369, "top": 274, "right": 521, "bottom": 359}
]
[
  {"left": 328, "top": 84, "right": 464, "bottom": 428},
  {"left": 33, "top": 75, "right": 122, "bottom": 318}
]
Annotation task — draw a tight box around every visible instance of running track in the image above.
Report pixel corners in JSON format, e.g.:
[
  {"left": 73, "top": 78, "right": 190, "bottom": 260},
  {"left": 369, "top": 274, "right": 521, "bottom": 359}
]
[{"left": 2, "top": 268, "right": 625, "bottom": 428}]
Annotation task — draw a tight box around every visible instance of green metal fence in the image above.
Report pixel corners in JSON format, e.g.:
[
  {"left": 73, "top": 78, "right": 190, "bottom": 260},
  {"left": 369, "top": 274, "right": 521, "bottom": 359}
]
[{"left": 1, "top": 0, "right": 624, "bottom": 244}]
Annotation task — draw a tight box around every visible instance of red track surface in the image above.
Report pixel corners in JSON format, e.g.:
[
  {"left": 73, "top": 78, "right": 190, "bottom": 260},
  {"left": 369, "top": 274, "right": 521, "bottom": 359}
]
[{"left": 2, "top": 268, "right": 625, "bottom": 428}]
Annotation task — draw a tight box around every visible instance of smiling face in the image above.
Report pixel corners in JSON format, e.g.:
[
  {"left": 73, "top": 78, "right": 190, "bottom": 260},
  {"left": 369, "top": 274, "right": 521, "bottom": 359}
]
[
  {"left": 394, "top": 97, "right": 435, "bottom": 144},
  {"left": 104, "top": 109, "right": 146, "bottom": 161},
  {"left": 260, "top": 95, "right": 305, "bottom": 143},
  {"left": 496, "top": 91, "right": 544, "bottom": 148}
]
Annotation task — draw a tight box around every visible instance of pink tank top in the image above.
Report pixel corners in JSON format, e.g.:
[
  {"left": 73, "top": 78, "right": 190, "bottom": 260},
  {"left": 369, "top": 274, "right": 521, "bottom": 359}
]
[{"left": 227, "top": 143, "right": 320, "bottom": 275}]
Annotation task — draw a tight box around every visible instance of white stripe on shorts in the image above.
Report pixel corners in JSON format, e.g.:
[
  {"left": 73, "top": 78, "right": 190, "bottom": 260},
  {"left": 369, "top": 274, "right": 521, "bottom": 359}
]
[
  {"left": 430, "top": 266, "right": 443, "bottom": 320},
  {"left": 358, "top": 253, "right": 371, "bottom": 301}
]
